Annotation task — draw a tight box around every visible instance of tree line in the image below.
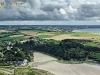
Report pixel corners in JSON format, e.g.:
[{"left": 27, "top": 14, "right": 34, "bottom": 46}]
[{"left": 14, "top": 39, "right": 100, "bottom": 63}]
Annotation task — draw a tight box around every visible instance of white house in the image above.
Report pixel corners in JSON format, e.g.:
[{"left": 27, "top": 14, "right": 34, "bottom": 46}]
[
  {"left": 17, "top": 59, "right": 28, "bottom": 66},
  {"left": 7, "top": 46, "right": 10, "bottom": 50}
]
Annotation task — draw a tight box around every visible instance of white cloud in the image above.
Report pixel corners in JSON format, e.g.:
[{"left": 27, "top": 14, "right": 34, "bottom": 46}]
[
  {"left": 0, "top": 0, "right": 100, "bottom": 21},
  {"left": 59, "top": 8, "right": 66, "bottom": 15},
  {"left": 68, "top": 5, "right": 78, "bottom": 13},
  {"left": 86, "top": 1, "right": 96, "bottom": 5},
  {"left": 28, "top": 0, "right": 41, "bottom": 9},
  {"left": 69, "top": 0, "right": 100, "bottom": 4}
]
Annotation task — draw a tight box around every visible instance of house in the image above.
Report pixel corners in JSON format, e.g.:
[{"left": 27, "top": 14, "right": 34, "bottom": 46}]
[
  {"left": 7, "top": 46, "right": 10, "bottom": 50},
  {"left": 7, "top": 41, "right": 11, "bottom": 46},
  {"left": 16, "top": 59, "right": 28, "bottom": 66},
  {"left": 7, "top": 61, "right": 13, "bottom": 64}
]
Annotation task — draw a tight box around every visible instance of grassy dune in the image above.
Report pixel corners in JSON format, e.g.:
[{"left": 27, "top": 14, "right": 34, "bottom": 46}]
[
  {"left": 0, "top": 73, "right": 5, "bottom": 75},
  {"left": 0, "top": 67, "right": 54, "bottom": 75}
]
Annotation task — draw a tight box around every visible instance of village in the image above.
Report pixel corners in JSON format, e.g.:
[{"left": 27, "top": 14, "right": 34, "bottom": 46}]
[{"left": 0, "top": 40, "right": 34, "bottom": 66}]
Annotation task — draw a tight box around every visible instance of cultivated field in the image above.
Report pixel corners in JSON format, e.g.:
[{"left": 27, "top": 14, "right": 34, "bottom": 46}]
[
  {"left": 45, "top": 32, "right": 100, "bottom": 41},
  {"left": 21, "top": 30, "right": 58, "bottom": 36},
  {"left": 0, "top": 30, "right": 11, "bottom": 33},
  {"left": 21, "top": 31, "right": 38, "bottom": 36},
  {"left": 46, "top": 34, "right": 90, "bottom": 40},
  {"left": 33, "top": 52, "right": 100, "bottom": 75},
  {"left": 20, "top": 30, "right": 100, "bottom": 41},
  {"left": 9, "top": 34, "right": 24, "bottom": 37},
  {"left": 48, "top": 34, "right": 100, "bottom": 40}
]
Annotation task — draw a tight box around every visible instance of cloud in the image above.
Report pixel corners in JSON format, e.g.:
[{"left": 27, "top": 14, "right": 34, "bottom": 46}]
[
  {"left": 59, "top": 8, "right": 66, "bottom": 15},
  {"left": 0, "top": 0, "right": 100, "bottom": 21},
  {"left": 68, "top": 0, "right": 100, "bottom": 4},
  {"left": 67, "top": 5, "right": 78, "bottom": 13},
  {"left": 28, "top": 0, "right": 41, "bottom": 9}
]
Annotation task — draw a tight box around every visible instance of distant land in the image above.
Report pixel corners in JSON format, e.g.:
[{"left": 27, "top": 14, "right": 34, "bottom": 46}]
[{"left": 0, "top": 25, "right": 100, "bottom": 75}]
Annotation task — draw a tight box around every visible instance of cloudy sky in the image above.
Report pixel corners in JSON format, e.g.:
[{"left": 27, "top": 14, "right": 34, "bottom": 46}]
[{"left": 0, "top": 0, "right": 100, "bottom": 25}]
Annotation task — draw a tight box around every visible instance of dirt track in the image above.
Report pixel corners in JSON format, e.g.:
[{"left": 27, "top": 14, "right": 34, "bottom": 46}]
[{"left": 33, "top": 52, "right": 100, "bottom": 75}]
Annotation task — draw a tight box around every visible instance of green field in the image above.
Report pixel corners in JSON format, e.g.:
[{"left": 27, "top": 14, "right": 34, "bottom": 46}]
[
  {"left": 0, "top": 36, "right": 26, "bottom": 41},
  {"left": 0, "top": 31, "right": 26, "bottom": 42}
]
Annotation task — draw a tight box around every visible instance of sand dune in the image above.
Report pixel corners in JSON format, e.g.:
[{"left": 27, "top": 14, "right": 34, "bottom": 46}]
[{"left": 33, "top": 52, "right": 100, "bottom": 75}]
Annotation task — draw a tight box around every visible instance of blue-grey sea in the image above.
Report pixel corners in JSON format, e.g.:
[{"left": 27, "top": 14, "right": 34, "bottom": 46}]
[{"left": 73, "top": 28, "right": 100, "bottom": 33}]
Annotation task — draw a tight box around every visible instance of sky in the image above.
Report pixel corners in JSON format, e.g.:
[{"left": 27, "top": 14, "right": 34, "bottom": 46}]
[{"left": 0, "top": 0, "right": 100, "bottom": 25}]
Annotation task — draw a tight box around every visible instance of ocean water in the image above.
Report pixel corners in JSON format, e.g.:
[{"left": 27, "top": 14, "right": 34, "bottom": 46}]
[{"left": 73, "top": 28, "right": 100, "bottom": 33}]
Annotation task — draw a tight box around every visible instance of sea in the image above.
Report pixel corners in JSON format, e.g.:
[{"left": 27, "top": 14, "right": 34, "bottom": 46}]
[{"left": 73, "top": 28, "right": 100, "bottom": 33}]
